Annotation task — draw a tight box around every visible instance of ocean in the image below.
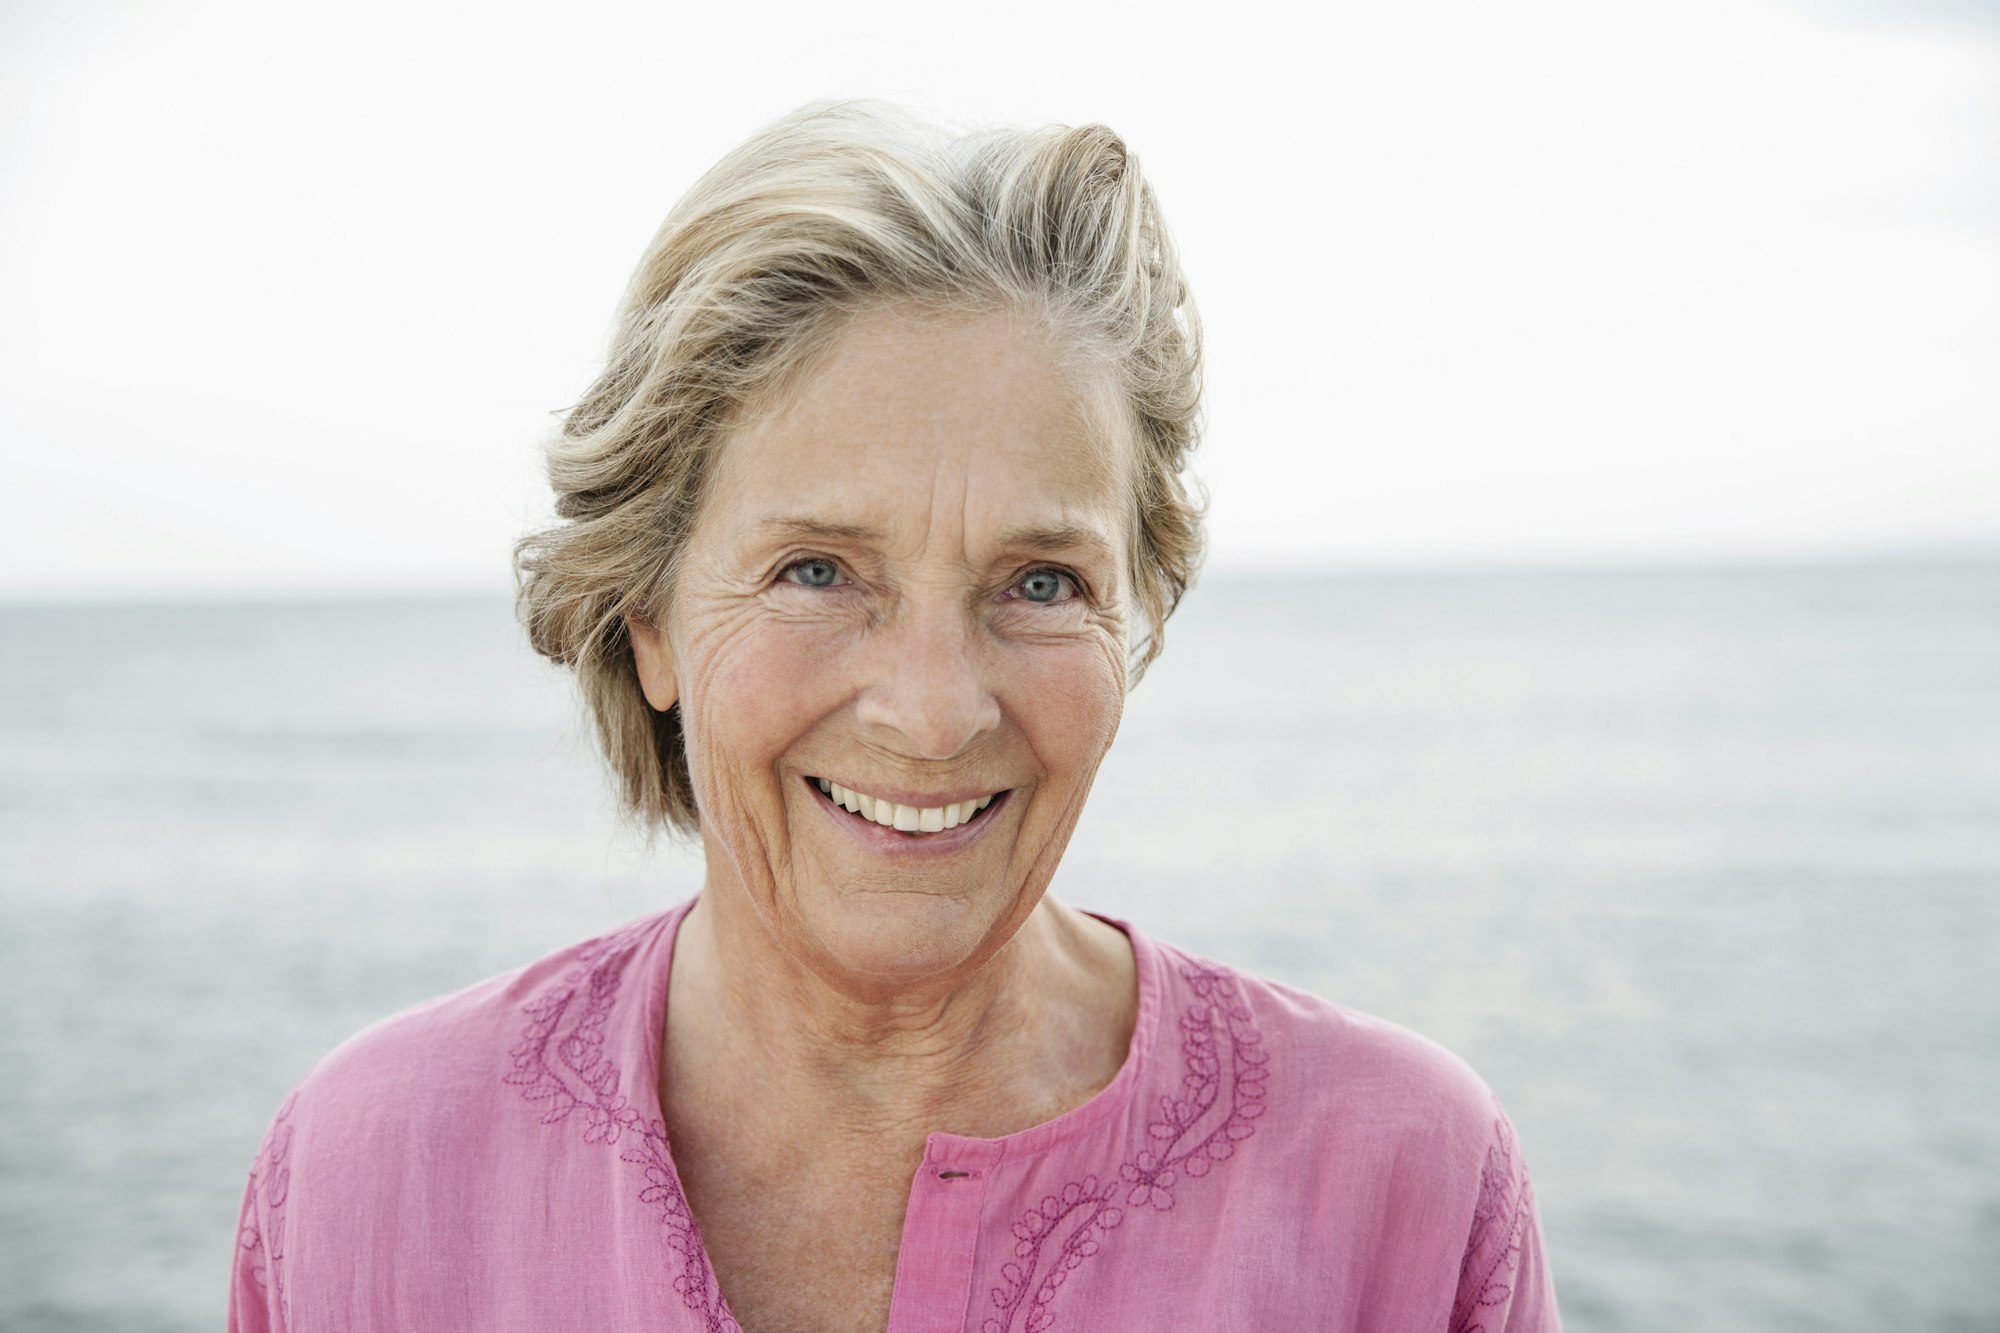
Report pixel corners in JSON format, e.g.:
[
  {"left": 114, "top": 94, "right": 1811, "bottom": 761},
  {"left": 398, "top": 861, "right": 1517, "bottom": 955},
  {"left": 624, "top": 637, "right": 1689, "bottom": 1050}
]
[{"left": 1, "top": 557, "right": 1994, "bottom": 1331}]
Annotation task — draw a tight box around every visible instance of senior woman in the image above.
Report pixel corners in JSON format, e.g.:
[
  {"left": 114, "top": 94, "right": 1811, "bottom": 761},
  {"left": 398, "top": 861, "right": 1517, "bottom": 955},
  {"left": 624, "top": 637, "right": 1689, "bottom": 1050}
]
[{"left": 228, "top": 99, "right": 1561, "bottom": 1332}]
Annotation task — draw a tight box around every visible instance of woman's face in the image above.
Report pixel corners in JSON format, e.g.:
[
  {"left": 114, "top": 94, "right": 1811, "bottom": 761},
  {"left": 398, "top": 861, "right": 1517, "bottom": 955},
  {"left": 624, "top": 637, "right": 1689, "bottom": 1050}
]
[{"left": 627, "top": 300, "right": 1134, "bottom": 989}]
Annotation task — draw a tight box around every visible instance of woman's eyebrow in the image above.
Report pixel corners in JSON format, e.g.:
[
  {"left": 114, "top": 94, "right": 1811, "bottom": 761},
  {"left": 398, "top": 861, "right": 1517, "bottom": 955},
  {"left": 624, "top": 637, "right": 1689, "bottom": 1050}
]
[
  {"left": 757, "top": 515, "right": 1115, "bottom": 562},
  {"left": 759, "top": 516, "right": 884, "bottom": 544},
  {"left": 994, "top": 522, "right": 1116, "bottom": 563}
]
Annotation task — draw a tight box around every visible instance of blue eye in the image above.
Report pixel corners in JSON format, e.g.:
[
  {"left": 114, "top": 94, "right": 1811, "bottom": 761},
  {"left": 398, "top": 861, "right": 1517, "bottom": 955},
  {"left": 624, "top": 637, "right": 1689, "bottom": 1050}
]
[
  {"left": 778, "top": 558, "right": 1081, "bottom": 605},
  {"left": 1017, "top": 567, "right": 1080, "bottom": 604},
  {"left": 781, "top": 557, "right": 843, "bottom": 588}
]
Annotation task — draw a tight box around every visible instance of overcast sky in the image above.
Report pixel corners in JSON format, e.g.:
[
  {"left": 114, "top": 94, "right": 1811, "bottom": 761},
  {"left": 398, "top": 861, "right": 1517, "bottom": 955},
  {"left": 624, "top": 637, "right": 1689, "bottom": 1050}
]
[{"left": 2, "top": 0, "right": 1995, "bottom": 601}]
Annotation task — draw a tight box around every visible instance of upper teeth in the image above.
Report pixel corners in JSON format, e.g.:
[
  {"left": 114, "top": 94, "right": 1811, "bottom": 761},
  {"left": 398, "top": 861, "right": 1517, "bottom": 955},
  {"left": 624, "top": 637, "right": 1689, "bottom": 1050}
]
[{"left": 815, "top": 777, "right": 997, "bottom": 833}]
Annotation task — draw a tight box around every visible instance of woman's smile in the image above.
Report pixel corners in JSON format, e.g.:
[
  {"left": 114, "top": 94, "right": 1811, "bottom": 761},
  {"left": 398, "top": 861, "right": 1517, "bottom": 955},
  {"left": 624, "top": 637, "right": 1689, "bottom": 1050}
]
[{"left": 802, "top": 773, "right": 1015, "bottom": 857}]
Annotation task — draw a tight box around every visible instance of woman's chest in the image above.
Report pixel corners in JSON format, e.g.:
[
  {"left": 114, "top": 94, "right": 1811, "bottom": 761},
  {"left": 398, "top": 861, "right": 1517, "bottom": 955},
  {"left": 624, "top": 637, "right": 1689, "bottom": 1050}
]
[{"left": 681, "top": 1159, "right": 917, "bottom": 1333}]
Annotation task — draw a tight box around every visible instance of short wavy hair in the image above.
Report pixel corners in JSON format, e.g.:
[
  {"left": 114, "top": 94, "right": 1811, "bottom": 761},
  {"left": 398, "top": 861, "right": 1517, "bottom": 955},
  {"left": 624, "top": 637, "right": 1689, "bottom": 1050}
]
[{"left": 512, "top": 97, "right": 1208, "bottom": 846}]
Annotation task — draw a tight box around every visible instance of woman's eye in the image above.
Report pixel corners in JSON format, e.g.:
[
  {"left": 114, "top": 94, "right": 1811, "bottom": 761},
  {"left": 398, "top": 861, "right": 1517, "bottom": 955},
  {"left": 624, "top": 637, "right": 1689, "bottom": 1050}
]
[
  {"left": 1015, "top": 567, "right": 1081, "bottom": 605},
  {"left": 777, "top": 559, "right": 1079, "bottom": 604},
  {"left": 780, "top": 557, "right": 845, "bottom": 589}
]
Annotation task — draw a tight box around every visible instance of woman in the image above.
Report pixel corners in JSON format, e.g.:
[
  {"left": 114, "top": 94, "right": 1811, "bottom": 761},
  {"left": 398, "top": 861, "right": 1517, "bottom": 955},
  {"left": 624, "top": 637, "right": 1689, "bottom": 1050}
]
[{"left": 229, "top": 98, "right": 1562, "bottom": 1332}]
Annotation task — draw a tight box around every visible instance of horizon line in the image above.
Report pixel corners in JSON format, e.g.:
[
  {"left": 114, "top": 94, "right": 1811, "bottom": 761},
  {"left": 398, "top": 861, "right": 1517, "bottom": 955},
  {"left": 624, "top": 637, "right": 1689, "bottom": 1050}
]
[{"left": 3, "top": 538, "right": 1997, "bottom": 611}]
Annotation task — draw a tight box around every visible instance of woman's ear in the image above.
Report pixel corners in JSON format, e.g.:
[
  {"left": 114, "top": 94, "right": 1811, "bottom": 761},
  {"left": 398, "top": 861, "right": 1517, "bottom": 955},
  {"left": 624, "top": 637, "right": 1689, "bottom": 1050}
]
[{"left": 624, "top": 611, "right": 680, "bottom": 713}]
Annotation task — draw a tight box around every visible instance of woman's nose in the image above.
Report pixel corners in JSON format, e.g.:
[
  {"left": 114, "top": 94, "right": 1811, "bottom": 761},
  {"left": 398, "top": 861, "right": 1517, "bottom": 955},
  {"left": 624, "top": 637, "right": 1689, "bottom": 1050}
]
[{"left": 852, "top": 597, "right": 1002, "bottom": 761}]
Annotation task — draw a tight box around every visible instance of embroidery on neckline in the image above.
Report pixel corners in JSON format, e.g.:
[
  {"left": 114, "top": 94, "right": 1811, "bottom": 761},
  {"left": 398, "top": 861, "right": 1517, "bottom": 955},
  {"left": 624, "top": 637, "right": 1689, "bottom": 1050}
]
[
  {"left": 502, "top": 915, "right": 743, "bottom": 1333},
  {"left": 980, "top": 956, "right": 1269, "bottom": 1333},
  {"left": 1450, "top": 1111, "right": 1532, "bottom": 1333},
  {"left": 238, "top": 1085, "right": 300, "bottom": 1326},
  {"left": 502, "top": 918, "right": 1270, "bottom": 1333}
]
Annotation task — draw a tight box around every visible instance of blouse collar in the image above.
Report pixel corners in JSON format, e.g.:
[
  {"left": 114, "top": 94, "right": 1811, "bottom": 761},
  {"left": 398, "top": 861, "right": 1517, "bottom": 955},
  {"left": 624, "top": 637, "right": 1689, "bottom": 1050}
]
[{"left": 625, "top": 893, "right": 1163, "bottom": 1165}]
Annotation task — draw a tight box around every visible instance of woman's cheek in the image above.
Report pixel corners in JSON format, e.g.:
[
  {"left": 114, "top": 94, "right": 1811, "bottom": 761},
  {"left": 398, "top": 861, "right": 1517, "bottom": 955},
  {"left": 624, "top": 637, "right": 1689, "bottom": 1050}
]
[
  {"left": 1011, "top": 634, "right": 1125, "bottom": 742},
  {"left": 705, "top": 618, "right": 853, "bottom": 751}
]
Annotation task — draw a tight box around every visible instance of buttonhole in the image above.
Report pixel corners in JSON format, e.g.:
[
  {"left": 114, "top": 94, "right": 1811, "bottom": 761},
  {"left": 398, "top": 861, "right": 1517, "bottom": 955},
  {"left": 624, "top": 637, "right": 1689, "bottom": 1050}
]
[{"left": 938, "top": 1169, "right": 972, "bottom": 1180}]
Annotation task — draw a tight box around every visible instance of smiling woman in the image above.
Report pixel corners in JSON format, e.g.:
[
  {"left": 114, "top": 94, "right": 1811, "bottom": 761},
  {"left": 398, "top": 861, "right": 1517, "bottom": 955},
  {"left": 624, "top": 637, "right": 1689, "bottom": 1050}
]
[{"left": 226, "top": 97, "right": 1562, "bottom": 1333}]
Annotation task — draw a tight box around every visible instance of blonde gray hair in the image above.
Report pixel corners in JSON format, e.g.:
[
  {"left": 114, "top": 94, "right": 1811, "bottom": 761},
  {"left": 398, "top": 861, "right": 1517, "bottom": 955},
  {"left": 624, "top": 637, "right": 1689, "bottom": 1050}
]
[{"left": 511, "top": 97, "right": 1208, "bottom": 845}]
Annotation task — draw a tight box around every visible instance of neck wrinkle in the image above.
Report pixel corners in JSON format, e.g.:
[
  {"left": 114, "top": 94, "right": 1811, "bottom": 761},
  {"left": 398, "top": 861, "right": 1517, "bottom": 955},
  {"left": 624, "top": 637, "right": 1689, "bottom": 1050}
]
[{"left": 671, "top": 888, "right": 1090, "bottom": 1137}]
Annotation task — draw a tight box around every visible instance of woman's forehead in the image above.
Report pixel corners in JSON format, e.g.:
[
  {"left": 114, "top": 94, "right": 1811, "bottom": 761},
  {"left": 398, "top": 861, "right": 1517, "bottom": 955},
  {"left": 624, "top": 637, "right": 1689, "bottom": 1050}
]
[{"left": 702, "top": 307, "right": 1132, "bottom": 552}]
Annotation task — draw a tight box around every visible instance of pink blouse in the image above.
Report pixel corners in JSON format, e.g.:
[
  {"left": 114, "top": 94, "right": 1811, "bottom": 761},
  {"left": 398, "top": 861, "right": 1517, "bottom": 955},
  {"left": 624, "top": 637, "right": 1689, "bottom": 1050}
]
[{"left": 228, "top": 894, "right": 1562, "bottom": 1331}]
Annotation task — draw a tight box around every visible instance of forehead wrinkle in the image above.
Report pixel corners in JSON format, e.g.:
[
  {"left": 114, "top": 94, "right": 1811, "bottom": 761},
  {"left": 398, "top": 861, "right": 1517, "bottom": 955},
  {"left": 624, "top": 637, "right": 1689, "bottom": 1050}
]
[
  {"left": 724, "top": 308, "right": 1132, "bottom": 576},
  {"left": 752, "top": 510, "right": 1118, "bottom": 569},
  {"left": 921, "top": 447, "right": 945, "bottom": 566}
]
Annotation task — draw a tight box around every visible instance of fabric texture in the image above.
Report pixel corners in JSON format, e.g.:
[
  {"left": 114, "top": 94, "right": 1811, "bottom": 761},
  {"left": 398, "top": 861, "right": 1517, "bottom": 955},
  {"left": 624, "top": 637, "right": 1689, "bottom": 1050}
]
[{"left": 228, "top": 894, "right": 1562, "bottom": 1331}]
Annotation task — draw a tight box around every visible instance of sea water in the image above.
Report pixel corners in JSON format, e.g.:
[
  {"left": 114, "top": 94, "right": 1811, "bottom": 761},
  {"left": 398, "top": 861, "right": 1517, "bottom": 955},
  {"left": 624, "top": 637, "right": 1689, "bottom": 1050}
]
[{"left": 1, "top": 557, "right": 1994, "bottom": 1331}]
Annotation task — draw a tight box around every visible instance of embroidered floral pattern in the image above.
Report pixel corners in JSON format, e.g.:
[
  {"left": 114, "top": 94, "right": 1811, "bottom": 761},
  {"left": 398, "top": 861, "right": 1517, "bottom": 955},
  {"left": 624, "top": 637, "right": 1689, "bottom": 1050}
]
[
  {"left": 1450, "top": 1112, "right": 1532, "bottom": 1333},
  {"left": 981, "top": 957, "right": 1269, "bottom": 1333},
  {"left": 502, "top": 919, "right": 742, "bottom": 1333},
  {"left": 238, "top": 1085, "right": 299, "bottom": 1325}
]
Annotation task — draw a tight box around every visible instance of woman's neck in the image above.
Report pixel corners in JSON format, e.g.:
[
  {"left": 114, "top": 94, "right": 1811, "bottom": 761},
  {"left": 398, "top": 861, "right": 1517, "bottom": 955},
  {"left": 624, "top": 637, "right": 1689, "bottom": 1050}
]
[{"left": 661, "top": 887, "right": 1136, "bottom": 1153}]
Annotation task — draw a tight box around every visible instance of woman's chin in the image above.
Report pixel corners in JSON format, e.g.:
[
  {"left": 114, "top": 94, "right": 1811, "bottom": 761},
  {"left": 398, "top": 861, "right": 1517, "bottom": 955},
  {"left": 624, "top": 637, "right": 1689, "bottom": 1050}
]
[{"left": 797, "top": 887, "right": 1011, "bottom": 985}]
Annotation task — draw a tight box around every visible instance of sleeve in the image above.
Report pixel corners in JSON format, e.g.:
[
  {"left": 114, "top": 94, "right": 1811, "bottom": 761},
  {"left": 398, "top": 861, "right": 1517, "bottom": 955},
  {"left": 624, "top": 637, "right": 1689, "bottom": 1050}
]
[
  {"left": 1448, "top": 1102, "right": 1562, "bottom": 1333},
  {"left": 227, "top": 1086, "right": 300, "bottom": 1333},
  {"left": 227, "top": 1167, "right": 282, "bottom": 1332}
]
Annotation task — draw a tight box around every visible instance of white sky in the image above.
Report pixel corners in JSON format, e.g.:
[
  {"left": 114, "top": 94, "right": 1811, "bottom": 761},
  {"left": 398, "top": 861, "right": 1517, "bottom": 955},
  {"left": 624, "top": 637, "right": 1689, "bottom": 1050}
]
[{"left": 1, "top": 0, "right": 1995, "bottom": 600}]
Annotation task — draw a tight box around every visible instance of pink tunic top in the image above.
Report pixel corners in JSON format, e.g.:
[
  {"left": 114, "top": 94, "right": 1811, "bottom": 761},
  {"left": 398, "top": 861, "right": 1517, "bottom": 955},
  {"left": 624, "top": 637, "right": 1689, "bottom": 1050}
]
[{"left": 228, "top": 894, "right": 1562, "bottom": 1331}]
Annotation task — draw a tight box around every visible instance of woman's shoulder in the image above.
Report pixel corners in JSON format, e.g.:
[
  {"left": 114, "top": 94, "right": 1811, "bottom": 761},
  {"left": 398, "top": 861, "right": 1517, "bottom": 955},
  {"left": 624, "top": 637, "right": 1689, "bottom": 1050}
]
[
  {"left": 1143, "top": 928, "right": 1515, "bottom": 1165},
  {"left": 1139, "top": 932, "right": 1562, "bottom": 1328},
  {"left": 247, "top": 906, "right": 676, "bottom": 1151},
  {"left": 229, "top": 907, "right": 684, "bottom": 1323}
]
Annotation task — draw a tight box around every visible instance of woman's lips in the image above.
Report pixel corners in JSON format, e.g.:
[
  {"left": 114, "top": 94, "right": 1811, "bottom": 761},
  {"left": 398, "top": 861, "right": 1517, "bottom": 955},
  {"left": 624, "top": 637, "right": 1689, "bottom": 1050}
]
[{"left": 803, "top": 775, "right": 1011, "bottom": 855}]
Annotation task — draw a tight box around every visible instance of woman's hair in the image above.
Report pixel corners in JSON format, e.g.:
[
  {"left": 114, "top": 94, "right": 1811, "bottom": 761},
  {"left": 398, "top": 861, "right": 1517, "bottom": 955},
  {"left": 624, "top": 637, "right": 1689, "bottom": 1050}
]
[{"left": 511, "top": 97, "right": 1208, "bottom": 846}]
